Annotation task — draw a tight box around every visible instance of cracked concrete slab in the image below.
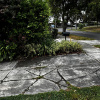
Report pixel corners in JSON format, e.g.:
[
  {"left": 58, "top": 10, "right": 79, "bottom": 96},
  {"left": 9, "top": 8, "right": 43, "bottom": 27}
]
[
  {"left": 24, "top": 79, "right": 60, "bottom": 95},
  {"left": 0, "top": 36, "right": 100, "bottom": 97},
  {"left": 75, "top": 67, "right": 100, "bottom": 74},
  {"left": 0, "top": 80, "right": 35, "bottom": 97},
  {"left": 44, "top": 69, "right": 61, "bottom": 82},
  {"left": 78, "top": 40, "right": 100, "bottom": 45},
  {"left": 69, "top": 73, "right": 100, "bottom": 87},
  {"left": 4, "top": 68, "right": 36, "bottom": 81},
  {"left": 0, "top": 71, "right": 10, "bottom": 82},
  {"left": 16, "top": 56, "right": 65, "bottom": 68},
  {"left": 58, "top": 81, "right": 68, "bottom": 90},
  {"left": 0, "top": 61, "right": 18, "bottom": 71},
  {"left": 84, "top": 48, "right": 100, "bottom": 53},
  {"left": 97, "top": 70, "right": 100, "bottom": 77},
  {"left": 0, "top": 53, "right": 100, "bottom": 97},
  {"left": 76, "top": 40, "right": 100, "bottom": 61},
  {"left": 27, "top": 66, "right": 57, "bottom": 76},
  {"left": 58, "top": 68, "right": 86, "bottom": 81},
  {"left": 87, "top": 53, "right": 100, "bottom": 60}
]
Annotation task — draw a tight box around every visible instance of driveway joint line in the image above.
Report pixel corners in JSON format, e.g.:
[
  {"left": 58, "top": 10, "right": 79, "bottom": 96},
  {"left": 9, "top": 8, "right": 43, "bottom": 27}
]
[
  {"left": 22, "top": 80, "right": 37, "bottom": 94},
  {"left": 0, "top": 61, "right": 18, "bottom": 84}
]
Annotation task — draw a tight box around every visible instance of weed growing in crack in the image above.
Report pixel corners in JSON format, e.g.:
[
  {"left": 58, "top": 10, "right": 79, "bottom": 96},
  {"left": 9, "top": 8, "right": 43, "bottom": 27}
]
[
  {"left": 33, "top": 76, "right": 44, "bottom": 80},
  {"left": 34, "top": 66, "right": 47, "bottom": 69}
]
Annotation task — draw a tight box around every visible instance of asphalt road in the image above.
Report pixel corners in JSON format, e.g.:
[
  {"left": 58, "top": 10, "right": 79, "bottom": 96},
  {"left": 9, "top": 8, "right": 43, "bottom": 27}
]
[{"left": 57, "top": 28, "right": 100, "bottom": 40}]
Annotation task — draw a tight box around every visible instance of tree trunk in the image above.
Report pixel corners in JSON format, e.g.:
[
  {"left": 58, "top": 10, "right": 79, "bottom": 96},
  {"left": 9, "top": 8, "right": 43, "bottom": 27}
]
[
  {"left": 63, "top": 23, "right": 67, "bottom": 32},
  {"left": 62, "top": 1, "right": 67, "bottom": 32},
  {"left": 97, "top": 16, "right": 98, "bottom": 27},
  {"left": 62, "top": 14, "right": 65, "bottom": 32},
  {"left": 62, "top": 15, "right": 67, "bottom": 32}
]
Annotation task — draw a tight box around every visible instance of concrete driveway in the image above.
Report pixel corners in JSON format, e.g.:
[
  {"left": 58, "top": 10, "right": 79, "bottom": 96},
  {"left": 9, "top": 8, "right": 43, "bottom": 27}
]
[{"left": 0, "top": 36, "right": 100, "bottom": 97}]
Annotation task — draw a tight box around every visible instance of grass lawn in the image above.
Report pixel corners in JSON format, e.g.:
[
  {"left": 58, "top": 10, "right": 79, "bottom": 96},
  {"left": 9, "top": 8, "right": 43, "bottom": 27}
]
[
  {"left": 70, "top": 34, "right": 94, "bottom": 40},
  {"left": 69, "top": 26, "right": 100, "bottom": 33},
  {"left": 94, "top": 45, "right": 100, "bottom": 48},
  {"left": 0, "top": 85, "right": 100, "bottom": 100},
  {"left": 80, "top": 26, "right": 100, "bottom": 33},
  {"left": 58, "top": 32, "right": 94, "bottom": 40}
]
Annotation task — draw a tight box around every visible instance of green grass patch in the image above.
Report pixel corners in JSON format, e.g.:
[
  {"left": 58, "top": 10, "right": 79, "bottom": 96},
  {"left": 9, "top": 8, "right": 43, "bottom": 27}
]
[
  {"left": 0, "top": 85, "right": 100, "bottom": 100},
  {"left": 70, "top": 34, "right": 94, "bottom": 40},
  {"left": 82, "top": 26, "right": 100, "bottom": 33},
  {"left": 34, "top": 66, "right": 47, "bottom": 69},
  {"left": 68, "top": 26, "right": 100, "bottom": 33},
  {"left": 32, "top": 75, "right": 44, "bottom": 80},
  {"left": 94, "top": 45, "right": 100, "bottom": 48},
  {"left": 58, "top": 32, "right": 94, "bottom": 40}
]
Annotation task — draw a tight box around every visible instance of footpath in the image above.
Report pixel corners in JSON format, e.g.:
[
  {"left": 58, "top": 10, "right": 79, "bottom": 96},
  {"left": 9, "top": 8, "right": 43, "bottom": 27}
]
[{"left": 0, "top": 35, "right": 100, "bottom": 97}]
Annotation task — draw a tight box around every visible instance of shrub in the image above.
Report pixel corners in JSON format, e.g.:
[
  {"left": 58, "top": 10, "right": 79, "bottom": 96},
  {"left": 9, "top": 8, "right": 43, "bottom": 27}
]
[
  {"left": 0, "top": 41, "right": 17, "bottom": 62},
  {"left": 13, "top": 0, "right": 50, "bottom": 44},
  {"left": 0, "top": 0, "right": 50, "bottom": 42},
  {"left": 79, "top": 23, "right": 84, "bottom": 29},
  {"left": 24, "top": 40, "right": 82, "bottom": 58},
  {"left": 56, "top": 40, "right": 82, "bottom": 54},
  {"left": 24, "top": 35, "right": 55, "bottom": 57},
  {"left": 0, "top": 0, "right": 50, "bottom": 61}
]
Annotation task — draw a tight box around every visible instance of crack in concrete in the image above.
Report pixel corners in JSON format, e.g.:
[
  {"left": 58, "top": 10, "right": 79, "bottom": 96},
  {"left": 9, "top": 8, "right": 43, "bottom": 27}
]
[
  {"left": 43, "top": 77, "right": 67, "bottom": 90},
  {"left": 83, "top": 45, "right": 100, "bottom": 82},
  {"left": 43, "top": 77, "right": 61, "bottom": 89},
  {"left": 96, "top": 71, "right": 100, "bottom": 80},
  {"left": 67, "top": 75, "right": 87, "bottom": 81},
  {"left": 56, "top": 80, "right": 64, "bottom": 89},
  {"left": 85, "top": 50, "right": 100, "bottom": 63},
  {"left": 25, "top": 67, "right": 57, "bottom": 77},
  {"left": 0, "top": 69, "right": 11, "bottom": 71},
  {"left": 0, "top": 62, "right": 18, "bottom": 84},
  {"left": 57, "top": 68, "right": 94, "bottom": 85},
  {"left": 66, "top": 68, "right": 100, "bottom": 82},
  {"left": 76, "top": 53, "right": 100, "bottom": 80},
  {"left": 57, "top": 69, "right": 67, "bottom": 83},
  {"left": 2, "top": 79, "right": 34, "bottom": 83},
  {"left": 43, "top": 78, "right": 57, "bottom": 83},
  {"left": 22, "top": 80, "right": 37, "bottom": 94},
  {"left": 39, "top": 69, "right": 41, "bottom": 76},
  {"left": 42, "top": 68, "right": 57, "bottom": 76},
  {"left": 26, "top": 65, "right": 100, "bottom": 87},
  {"left": 25, "top": 67, "right": 58, "bottom": 81},
  {"left": 91, "top": 68, "right": 100, "bottom": 74},
  {"left": 21, "top": 67, "right": 60, "bottom": 94},
  {"left": 25, "top": 69, "right": 39, "bottom": 76}
]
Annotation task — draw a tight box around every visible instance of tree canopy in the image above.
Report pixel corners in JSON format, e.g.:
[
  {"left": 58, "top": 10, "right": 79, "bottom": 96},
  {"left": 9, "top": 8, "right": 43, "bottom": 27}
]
[
  {"left": 49, "top": 0, "right": 83, "bottom": 31},
  {"left": 49, "top": 0, "right": 100, "bottom": 31},
  {"left": 88, "top": 0, "right": 100, "bottom": 26}
]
